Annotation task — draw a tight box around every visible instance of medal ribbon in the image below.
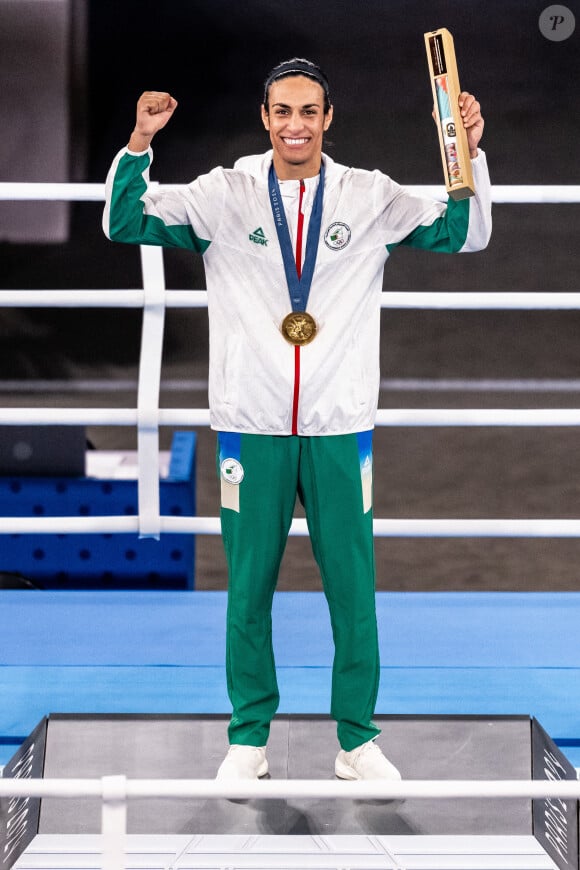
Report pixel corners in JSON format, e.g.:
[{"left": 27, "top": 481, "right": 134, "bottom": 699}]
[{"left": 268, "top": 161, "right": 325, "bottom": 312}]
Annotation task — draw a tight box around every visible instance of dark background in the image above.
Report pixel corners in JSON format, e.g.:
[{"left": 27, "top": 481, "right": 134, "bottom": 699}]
[{"left": 1, "top": 0, "right": 580, "bottom": 590}]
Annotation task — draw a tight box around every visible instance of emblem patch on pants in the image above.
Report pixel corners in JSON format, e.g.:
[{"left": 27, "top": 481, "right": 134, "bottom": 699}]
[
  {"left": 220, "top": 457, "right": 244, "bottom": 512},
  {"left": 220, "top": 458, "right": 244, "bottom": 484}
]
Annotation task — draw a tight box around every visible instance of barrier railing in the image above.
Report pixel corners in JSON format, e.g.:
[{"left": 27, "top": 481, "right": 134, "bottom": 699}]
[
  {"left": 2, "top": 774, "right": 580, "bottom": 870},
  {"left": 1, "top": 182, "right": 579, "bottom": 539},
  {"left": 1, "top": 774, "right": 580, "bottom": 870}
]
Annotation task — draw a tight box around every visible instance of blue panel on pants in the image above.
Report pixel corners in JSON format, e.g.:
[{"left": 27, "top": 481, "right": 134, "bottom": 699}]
[{"left": 218, "top": 431, "right": 242, "bottom": 464}]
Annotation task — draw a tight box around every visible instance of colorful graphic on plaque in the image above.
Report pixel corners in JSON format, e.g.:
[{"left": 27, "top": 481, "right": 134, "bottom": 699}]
[{"left": 435, "top": 75, "right": 463, "bottom": 185}]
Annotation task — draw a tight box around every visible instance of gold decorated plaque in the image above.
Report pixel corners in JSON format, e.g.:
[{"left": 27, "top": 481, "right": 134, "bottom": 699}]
[
  {"left": 281, "top": 311, "right": 317, "bottom": 346},
  {"left": 424, "top": 28, "right": 475, "bottom": 200}
]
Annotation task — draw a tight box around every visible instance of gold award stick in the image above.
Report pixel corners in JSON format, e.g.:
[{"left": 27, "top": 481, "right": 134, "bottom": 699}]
[{"left": 424, "top": 28, "right": 475, "bottom": 200}]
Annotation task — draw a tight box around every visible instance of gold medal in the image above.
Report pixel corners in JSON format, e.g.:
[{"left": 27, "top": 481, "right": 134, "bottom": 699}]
[{"left": 281, "top": 311, "right": 317, "bottom": 346}]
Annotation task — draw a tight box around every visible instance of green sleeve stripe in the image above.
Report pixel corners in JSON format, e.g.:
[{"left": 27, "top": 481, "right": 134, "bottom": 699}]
[
  {"left": 387, "top": 197, "right": 470, "bottom": 255},
  {"left": 134, "top": 213, "right": 211, "bottom": 252},
  {"left": 108, "top": 152, "right": 210, "bottom": 253}
]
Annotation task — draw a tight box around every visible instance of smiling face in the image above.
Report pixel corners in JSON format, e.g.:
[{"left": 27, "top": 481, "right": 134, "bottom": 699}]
[{"left": 261, "top": 75, "right": 333, "bottom": 180}]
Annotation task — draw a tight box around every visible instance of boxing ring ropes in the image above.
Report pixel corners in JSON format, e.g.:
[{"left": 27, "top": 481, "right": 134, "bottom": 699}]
[
  {"left": 2, "top": 181, "right": 580, "bottom": 539},
  {"left": 2, "top": 775, "right": 580, "bottom": 870},
  {"left": 1, "top": 181, "right": 580, "bottom": 868}
]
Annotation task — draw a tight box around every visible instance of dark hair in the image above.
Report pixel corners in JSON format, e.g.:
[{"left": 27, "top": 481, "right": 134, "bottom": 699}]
[{"left": 263, "top": 57, "right": 331, "bottom": 114}]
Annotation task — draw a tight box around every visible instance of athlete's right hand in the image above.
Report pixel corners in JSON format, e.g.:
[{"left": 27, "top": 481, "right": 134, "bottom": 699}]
[{"left": 128, "top": 91, "right": 178, "bottom": 150}]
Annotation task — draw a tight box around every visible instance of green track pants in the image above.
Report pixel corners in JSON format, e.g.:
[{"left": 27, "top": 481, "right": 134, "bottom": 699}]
[{"left": 217, "top": 430, "right": 381, "bottom": 752}]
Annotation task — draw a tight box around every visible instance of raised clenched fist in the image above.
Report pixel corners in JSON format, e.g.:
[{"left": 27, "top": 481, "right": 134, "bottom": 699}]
[{"left": 128, "top": 91, "right": 178, "bottom": 151}]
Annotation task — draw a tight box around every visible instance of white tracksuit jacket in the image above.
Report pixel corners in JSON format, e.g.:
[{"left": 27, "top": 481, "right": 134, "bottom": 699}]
[{"left": 103, "top": 147, "right": 492, "bottom": 436}]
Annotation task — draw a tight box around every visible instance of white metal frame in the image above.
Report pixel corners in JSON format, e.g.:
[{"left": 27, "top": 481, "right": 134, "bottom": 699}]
[{"left": 1, "top": 775, "right": 580, "bottom": 870}]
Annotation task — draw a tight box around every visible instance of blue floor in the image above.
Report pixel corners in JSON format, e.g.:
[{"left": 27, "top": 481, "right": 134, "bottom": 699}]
[{"left": 1, "top": 590, "right": 579, "bottom": 766}]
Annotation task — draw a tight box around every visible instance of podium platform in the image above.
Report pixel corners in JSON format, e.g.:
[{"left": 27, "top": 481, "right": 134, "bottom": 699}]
[
  {"left": 2, "top": 591, "right": 580, "bottom": 867},
  {"left": 13, "top": 833, "right": 561, "bottom": 869},
  {"left": 2, "top": 714, "right": 578, "bottom": 870}
]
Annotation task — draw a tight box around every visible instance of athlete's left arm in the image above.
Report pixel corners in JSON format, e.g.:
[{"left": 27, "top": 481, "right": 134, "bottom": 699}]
[{"left": 390, "top": 92, "right": 492, "bottom": 254}]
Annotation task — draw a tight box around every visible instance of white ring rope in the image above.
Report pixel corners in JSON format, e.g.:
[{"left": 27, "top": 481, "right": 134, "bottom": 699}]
[
  {"left": 100, "top": 775, "right": 127, "bottom": 870},
  {"left": 0, "top": 289, "right": 209, "bottom": 307},
  {"left": 3, "top": 774, "right": 577, "bottom": 870},
  {"left": 2, "top": 183, "right": 580, "bottom": 540},
  {"left": 4, "top": 407, "right": 580, "bottom": 428},
  {"left": 0, "top": 774, "right": 579, "bottom": 801},
  {"left": 4, "top": 516, "right": 580, "bottom": 538},
  {"left": 2, "top": 181, "right": 580, "bottom": 203},
  {"left": 4, "top": 289, "right": 580, "bottom": 309},
  {"left": 136, "top": 243, "right": 165, "bottom": 539}
]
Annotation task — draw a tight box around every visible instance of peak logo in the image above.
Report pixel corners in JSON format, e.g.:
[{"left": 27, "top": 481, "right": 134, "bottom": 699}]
[{"left": 249, "top": 227, "right": 268, "bottom": 246}]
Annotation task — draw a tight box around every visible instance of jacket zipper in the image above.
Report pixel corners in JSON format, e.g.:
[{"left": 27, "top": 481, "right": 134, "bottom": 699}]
[{"left": 291, "top": 179, "right": 306, "bottom": 436}]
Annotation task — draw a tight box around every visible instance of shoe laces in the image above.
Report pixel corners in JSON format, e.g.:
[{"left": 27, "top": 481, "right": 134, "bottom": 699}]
[{"left": 352, "top": 739, "right": 380, "bottom": 761}]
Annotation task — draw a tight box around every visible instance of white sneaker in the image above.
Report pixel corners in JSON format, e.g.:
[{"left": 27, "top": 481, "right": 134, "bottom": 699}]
[
  {"left": 335, "top": 739, "right": 401, "bottom": 780},
  {"left": 216, "top": 744, "right": 268, "bottom": 780}
]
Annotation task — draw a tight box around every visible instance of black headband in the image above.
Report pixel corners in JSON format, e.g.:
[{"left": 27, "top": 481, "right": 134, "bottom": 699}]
[{"left": 263, "top": 59, "right": 330, "bottom": 104}]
